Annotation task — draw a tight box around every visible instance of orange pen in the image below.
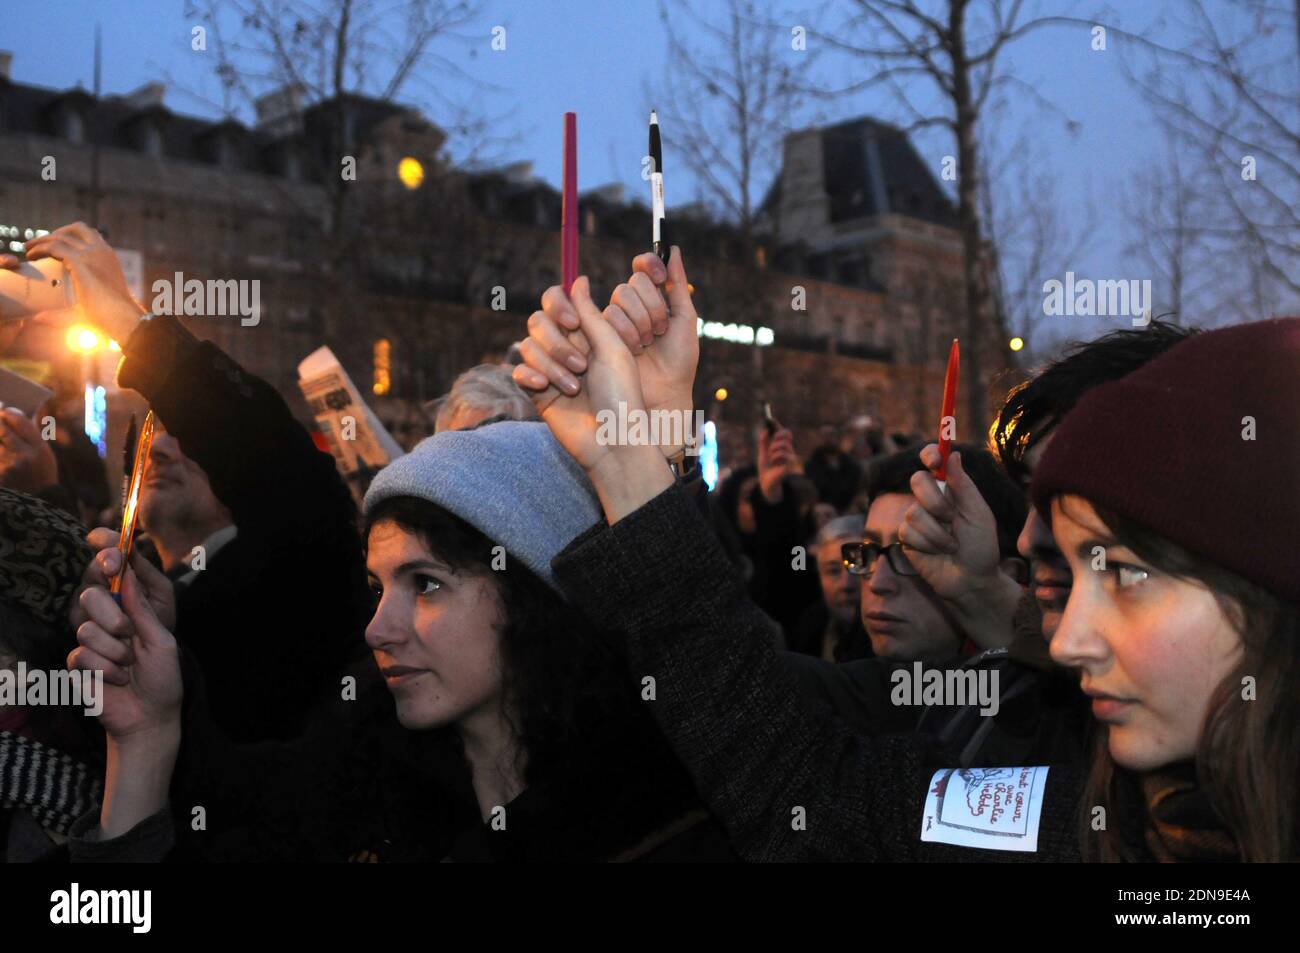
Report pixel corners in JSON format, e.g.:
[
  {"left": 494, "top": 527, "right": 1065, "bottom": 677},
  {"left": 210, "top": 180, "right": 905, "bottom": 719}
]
[{"left": 110, "top": 410, "right": 156, "bottom": 603}]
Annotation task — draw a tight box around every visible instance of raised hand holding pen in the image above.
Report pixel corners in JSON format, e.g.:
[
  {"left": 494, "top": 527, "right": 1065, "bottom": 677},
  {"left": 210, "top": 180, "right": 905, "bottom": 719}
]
[
  {"left": 514, "top": 247, "right": 699, "bottom": 458},
  {"left": 69, "top": 527, "right": 178, "bottom": 635},
  {"left": 756, "top": 424, "right": 800, "bottom": 505},
  {"left": 69, "top": 566, "right": 183, "bottom": 839},
  {"left": 901, "top": 444, "right": 1023, "bottom": 651},
  {"left": 521, "top": 275, "right": 672, "bottom": 524}
]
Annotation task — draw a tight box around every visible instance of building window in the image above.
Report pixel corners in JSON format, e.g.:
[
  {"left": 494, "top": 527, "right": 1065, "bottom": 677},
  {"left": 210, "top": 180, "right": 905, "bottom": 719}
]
[
  {"left": 373, "top": 338, "right": 392, "bottom": 396},
  {"left": 835, "top": 253, "right": 868, "bottom": 288},
  {"left": 62, "top": 109, "right": 84, "bottom": 143},
  {"left": 141, "top": 123, "right": 163, "bottom": 158},
  {"left": 345, "top": 110, "right": 358, "bottom": 151},
  {"left": 217, "top": 137, "right": 234, "bottom": 169}
]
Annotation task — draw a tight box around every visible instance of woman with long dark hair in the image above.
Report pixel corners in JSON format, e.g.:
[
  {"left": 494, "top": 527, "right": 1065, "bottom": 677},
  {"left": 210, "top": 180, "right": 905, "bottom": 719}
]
[
  {"left": 1046, "top": 500, "right": 1299, "bottom": 861},
  {"left": 353, "top": 422, "right": 731, "bottom": 860},
  {"left": 67, "top": 420, "right": 733, "bottom": 861},
  {"left": 1029, "top": 314, "right": 1300, "bottom": 862}
]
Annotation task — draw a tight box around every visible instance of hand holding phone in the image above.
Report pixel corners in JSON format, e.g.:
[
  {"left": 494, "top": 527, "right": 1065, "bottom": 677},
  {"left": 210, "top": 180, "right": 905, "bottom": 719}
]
[{"left": 0, "top": 259, "right": 76, "bottom": 324}]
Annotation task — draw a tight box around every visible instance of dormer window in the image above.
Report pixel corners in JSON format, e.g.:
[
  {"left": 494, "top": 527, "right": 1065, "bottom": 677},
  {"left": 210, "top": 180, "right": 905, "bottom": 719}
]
[
  {"left": 62, "top": 109, "right": 84, "bottom": 143},
  {"left": 343, "top": 108, "right": 358, "bottom": 152},
  {"left": 143, "top": 124, "right": 162, "bottom": 156},
  {"left": 199, "top": 123, "right": 245, "bottom": 170}
]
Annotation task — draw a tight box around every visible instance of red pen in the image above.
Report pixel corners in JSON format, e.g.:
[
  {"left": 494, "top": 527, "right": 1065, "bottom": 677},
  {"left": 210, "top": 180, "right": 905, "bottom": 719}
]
[
  {"left": 936, "top": 339, "right": 960, "bottom": 492},
  {"left": 561, "top": 112, "right": 578, "bottom": 295}
]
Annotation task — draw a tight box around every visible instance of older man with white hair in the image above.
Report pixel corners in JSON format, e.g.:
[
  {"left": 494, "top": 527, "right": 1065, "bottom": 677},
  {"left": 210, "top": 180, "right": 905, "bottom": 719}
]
[
  {"left": 429, "top": 364, "right": 538, "bottom": 433},
  {"left": 788, "top": 513, "right": 872, "bottom": 662}
]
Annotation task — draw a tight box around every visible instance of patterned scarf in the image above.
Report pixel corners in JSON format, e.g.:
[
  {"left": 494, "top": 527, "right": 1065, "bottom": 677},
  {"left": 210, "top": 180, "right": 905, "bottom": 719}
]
[
  {"left": 1139, "top": 763, "right": 1238, "bottom": 863},
  {"left": 0, "top": 730, "right": 103, "bottom": 836},
  {"left": 0, "top": 487, "right": 92, "bottom": 629}
]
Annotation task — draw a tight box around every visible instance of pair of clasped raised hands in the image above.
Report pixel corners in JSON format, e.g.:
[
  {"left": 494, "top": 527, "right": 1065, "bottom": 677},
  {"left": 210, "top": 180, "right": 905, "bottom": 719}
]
[{"left": 511, "top": 248, "right": 699, "bottom": 524}]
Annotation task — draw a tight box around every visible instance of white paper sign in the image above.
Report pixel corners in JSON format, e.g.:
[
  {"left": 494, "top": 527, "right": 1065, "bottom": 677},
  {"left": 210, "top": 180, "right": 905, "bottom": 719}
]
[
  {"left": 920, "top": 766, "right": 1050, "bottom": 853},
  {"left": 297, "top": 346, "right": 403, "bottom": 484}
]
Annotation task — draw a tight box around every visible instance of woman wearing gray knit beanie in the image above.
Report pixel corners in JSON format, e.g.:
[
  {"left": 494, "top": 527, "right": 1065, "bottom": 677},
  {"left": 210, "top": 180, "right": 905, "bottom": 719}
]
[
  {"left": 64, "top": 420, "right": 735, "bottom": 861},
  {"left": 10, "top": 222, "right": 732, "bottom": 861},
  {"left": 355, "top": 419, "right": 733, "bottom": 859}
]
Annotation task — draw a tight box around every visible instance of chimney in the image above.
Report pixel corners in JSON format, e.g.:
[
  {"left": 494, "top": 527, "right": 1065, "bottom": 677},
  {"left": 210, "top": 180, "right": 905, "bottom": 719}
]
[
  {"left": 582, "top": 183, "right": 624, "bottom": 204},
  {"left": 0, "top": 51, "right": 13, "bottom": 82},
  {"left": 255, "top": 83, "right": 307, "bottom": 137},
  {"left": 502, "top": 161, "right": 534, "bottom": 184}
]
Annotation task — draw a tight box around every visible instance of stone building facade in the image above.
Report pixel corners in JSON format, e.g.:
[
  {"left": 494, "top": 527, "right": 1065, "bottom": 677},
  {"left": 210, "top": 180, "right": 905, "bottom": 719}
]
[{"left": 0, "top": 62, "right": 1019, "bottom": 479}]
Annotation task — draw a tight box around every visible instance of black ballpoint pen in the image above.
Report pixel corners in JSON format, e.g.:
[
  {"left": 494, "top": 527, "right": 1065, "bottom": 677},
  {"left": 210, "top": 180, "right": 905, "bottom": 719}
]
[{"left": 649, "top": 110, "right": 669, "bottom": 264}]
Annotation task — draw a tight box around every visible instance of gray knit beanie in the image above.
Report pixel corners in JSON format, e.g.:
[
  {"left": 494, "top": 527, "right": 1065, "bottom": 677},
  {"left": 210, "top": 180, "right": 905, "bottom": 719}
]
[{"left": 363, "top": 421, "right": 602, "bottom": 590}]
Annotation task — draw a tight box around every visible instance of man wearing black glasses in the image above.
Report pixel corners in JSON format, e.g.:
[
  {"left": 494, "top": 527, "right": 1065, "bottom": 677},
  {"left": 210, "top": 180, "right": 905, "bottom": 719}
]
[
  {"left": 782, "top": 443, "right": 1029, "bottom": 741},
  {"left": 843, "top": 445, "right": 1027, "bottom": 664}
]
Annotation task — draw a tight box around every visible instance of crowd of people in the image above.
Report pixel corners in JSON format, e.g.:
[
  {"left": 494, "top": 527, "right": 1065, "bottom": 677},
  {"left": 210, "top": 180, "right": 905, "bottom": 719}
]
[{"left": 1, "top": 221, "right": 1296, "bottom": 863}]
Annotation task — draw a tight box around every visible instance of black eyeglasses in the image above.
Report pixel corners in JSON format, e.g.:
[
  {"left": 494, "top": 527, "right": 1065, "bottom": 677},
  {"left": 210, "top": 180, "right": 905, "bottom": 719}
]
[{"left": 841, "top": 541, "right": 917, "bottom": 577}]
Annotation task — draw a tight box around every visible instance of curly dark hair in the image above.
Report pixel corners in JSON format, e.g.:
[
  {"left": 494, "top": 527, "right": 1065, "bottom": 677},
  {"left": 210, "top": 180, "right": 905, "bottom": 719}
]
[{"left": 362, "top": 496, "right": 636, "bottom": 785}]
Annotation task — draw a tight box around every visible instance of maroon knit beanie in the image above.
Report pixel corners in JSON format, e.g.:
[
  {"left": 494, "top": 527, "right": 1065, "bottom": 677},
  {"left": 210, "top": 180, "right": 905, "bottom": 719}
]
[{"left": 1031, "top": 317, "right": 1300, "bottom": 605}]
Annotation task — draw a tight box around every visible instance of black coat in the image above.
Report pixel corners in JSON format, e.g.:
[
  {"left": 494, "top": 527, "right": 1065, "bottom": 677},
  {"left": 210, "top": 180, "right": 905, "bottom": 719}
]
[
  {"left": 117, "top": 315, "right": 370, "bottom": 742},
  {"left": 74, "top": 658, "right": 738, "bottom": 863},
  {"left": 717, "top": 470, "right": 821, "bottom": 644},
  {"left": 783, "top": 646, "right": 1091, "bottom": 770},
  {"left": 552, "top": 482, "right": 1087, "bottom": 862},
  {"left": 787, "top": 603, "right": 873, "bottom": 662}
]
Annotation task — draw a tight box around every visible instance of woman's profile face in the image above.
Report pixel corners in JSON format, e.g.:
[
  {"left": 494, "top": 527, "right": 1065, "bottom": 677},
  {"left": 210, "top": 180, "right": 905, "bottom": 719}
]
[
  {"left": 364, "top": 520, "right": 506, "bottom": 731},
  {"left": 1048, "top": 495, "right": 1242, "bottom": 772}
]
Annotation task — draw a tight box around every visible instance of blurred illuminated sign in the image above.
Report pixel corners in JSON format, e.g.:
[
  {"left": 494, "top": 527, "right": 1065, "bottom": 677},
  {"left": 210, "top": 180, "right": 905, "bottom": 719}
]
[
  {"left": 84, "top": 384, "right": 107, "bottom": 457},
  {"left": 701, "top": 420, "right": 718, "bottom": 490},
  {"left": 697, "top": 318, "right": 774, "bottom": 346}
]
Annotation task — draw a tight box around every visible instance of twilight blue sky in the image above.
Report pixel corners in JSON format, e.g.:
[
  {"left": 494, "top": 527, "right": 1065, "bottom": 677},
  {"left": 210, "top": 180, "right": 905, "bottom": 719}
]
[{"left": 2, "top": 1, "right": 1292, "bottom": 356}]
